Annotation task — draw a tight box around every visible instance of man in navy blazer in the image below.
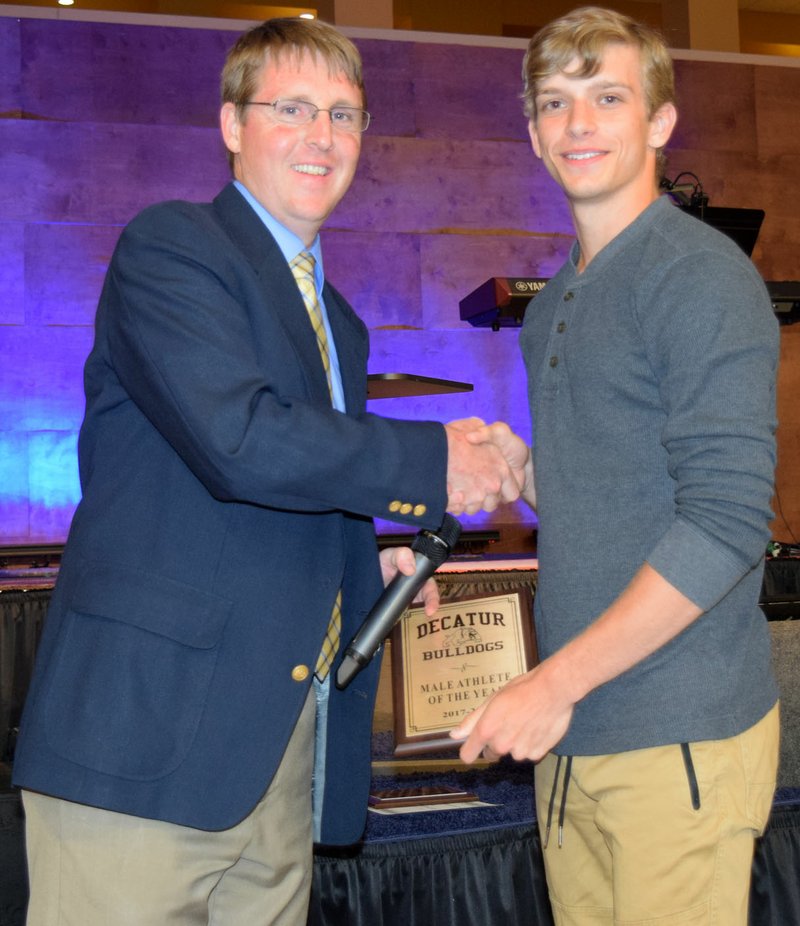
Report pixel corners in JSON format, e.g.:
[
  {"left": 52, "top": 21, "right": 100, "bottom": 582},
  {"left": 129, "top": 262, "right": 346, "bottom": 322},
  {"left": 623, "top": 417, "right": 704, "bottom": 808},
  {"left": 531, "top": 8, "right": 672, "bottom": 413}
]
[{"left": 13, "top": 16, "right": 526, "bottom": 926}]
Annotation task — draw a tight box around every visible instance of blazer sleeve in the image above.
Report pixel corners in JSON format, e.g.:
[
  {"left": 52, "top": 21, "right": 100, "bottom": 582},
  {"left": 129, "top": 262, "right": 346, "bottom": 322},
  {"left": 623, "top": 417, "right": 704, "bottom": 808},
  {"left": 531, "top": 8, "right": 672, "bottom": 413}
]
[{"left": 95, "top": 199, "right": 448, "bottom": 530}]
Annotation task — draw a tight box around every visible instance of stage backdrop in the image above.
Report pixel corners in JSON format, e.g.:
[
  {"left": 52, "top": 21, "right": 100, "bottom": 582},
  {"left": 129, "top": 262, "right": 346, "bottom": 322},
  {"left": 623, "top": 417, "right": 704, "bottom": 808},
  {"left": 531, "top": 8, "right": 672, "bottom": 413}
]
[{"left": 1, "top": 10, "right": 799, "bottom": 545}]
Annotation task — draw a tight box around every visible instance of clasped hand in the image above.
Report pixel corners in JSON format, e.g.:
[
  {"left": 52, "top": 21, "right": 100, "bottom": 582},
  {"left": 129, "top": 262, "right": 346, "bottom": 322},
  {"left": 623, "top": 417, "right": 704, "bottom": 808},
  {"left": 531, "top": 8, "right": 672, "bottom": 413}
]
[{"left": 444, "top": 418, "right": 532, "bottom": 516}]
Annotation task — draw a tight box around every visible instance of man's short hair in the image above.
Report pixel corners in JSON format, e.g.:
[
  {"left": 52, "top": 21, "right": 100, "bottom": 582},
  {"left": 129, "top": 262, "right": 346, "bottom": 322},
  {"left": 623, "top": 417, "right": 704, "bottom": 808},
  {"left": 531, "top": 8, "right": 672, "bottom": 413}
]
[
  {"left": 222, "top": 17, "right": 366, "bottom": 116},
  {"left": 521, "top": 5, "right": 675, "bottom": 121}
]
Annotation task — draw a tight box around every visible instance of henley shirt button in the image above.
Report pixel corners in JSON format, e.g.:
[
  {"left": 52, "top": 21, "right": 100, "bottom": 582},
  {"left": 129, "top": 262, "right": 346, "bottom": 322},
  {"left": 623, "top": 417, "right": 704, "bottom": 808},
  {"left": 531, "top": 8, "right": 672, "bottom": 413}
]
[
  {"left": 563, "top": 291, "right": 574, "bottom": 301},
  {"left": 549, "top": 356, "right": 559, "bottom": 367},
  {"left": 557, "top": 321, "right": 566, "bottom": 333},
  {"left": 291, "top": 665, "right": 310, "bottom": 682}
]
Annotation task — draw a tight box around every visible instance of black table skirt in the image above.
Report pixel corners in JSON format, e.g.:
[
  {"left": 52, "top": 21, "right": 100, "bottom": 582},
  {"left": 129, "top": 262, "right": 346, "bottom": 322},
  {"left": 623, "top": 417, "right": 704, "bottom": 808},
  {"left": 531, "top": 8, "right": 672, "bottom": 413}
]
[{"left": 311, "top": 823, "right": 554, "bottom": 926}]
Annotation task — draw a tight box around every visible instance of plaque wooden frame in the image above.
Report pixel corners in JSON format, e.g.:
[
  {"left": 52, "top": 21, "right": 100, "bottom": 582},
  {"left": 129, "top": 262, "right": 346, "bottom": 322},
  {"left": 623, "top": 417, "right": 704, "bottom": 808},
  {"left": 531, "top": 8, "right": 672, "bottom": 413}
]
[{"left": 390, "top": 589, "right": 537, "bottom": 756}]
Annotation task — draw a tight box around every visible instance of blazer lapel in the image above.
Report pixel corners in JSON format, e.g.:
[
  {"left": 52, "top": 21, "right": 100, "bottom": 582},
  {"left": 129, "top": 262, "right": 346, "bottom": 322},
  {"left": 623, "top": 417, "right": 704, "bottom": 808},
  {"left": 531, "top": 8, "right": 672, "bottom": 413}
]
[{"left": 211, "top": 184, "right": 331, "bottom": 402}]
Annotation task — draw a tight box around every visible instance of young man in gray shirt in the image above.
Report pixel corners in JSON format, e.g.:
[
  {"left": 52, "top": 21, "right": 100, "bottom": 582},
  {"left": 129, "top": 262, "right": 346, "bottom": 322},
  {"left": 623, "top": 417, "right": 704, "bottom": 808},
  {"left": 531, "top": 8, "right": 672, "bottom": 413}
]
[{"left": 453, "top": 8, "right": 779, "bottom": 923}]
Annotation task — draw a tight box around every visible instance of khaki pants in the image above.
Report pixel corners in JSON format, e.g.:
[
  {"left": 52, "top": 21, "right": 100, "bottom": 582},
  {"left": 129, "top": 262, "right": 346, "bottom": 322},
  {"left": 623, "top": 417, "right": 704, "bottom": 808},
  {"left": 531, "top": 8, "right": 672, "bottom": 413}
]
[
  {"left": 535, "top": 702, "right": 780, "bottom": 925},
  {"left": 23, "top": 689, "right": 316, "bottom": 926}
]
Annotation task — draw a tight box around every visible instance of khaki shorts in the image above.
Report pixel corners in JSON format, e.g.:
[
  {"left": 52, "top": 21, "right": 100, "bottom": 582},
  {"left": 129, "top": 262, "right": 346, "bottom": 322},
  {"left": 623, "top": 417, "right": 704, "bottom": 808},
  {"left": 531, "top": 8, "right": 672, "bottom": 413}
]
[{"left": 534, "top": 702, "right": 780, "bottom": 925}]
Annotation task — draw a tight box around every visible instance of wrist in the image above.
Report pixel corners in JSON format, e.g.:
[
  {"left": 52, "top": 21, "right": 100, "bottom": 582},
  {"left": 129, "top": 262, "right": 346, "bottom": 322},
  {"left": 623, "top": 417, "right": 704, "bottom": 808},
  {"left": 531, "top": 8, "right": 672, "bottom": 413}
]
[{"left": 543, "top": 645, "right": 591, "bottom": 707}]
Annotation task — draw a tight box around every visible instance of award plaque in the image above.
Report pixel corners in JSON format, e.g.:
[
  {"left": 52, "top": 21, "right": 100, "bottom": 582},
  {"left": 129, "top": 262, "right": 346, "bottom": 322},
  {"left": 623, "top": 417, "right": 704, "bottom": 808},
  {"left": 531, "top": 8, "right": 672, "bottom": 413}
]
[{"left": 390, "top": 589, "right": 537, "bottom": 756}]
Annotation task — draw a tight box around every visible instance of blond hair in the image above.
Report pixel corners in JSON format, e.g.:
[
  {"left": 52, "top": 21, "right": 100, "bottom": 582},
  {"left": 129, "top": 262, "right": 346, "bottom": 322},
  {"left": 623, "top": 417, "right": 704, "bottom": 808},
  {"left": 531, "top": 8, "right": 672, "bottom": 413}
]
[{"left": 522, "top": 6, "right": 675, "bottom": 121}]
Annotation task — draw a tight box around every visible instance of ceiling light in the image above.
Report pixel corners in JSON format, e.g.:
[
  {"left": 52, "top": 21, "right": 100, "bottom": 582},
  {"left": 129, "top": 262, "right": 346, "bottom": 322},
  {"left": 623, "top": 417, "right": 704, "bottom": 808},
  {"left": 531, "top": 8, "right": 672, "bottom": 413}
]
[
  {"left": 57, "top": 0, "right": 75, "bottom": 5},
  {"left": 299, "top": 12, "right": 315, "bottom": 19}
]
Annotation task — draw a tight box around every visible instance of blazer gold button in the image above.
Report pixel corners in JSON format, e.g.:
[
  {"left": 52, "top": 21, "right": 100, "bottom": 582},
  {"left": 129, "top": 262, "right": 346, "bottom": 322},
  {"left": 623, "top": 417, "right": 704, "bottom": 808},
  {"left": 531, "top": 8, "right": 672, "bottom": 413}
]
[
  {"left": 388, "top": 500, "right": 401, "bottom": 512},
  {"left": 413, "top": 504, "right": 427, "bottom": 517},
  {"left": 291, "top": 665, "right": 309, "bottom": 682},
  {"left": 400, "top": 502, "right": 412, "bottom": 514}
]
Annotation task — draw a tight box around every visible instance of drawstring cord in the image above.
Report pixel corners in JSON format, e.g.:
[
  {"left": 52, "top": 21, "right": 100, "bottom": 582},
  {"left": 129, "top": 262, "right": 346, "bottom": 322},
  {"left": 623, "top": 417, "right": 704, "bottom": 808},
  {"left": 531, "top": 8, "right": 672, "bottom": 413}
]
[
  {"left": 543, "top": 755, "right": 562, "bottom": 849},
  {"left": 557, "top": 756, "right": 573, "bottom": 847},
  {"left": 543, "top": 754, "right": 572, "bottom": 848}
]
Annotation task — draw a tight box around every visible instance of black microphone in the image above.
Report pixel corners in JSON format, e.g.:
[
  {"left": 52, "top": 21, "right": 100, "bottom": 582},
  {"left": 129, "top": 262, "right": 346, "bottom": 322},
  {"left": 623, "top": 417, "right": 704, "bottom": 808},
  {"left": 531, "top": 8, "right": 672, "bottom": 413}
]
[{"left": 335, "top": 514, "right": 462, "bottom": 690}]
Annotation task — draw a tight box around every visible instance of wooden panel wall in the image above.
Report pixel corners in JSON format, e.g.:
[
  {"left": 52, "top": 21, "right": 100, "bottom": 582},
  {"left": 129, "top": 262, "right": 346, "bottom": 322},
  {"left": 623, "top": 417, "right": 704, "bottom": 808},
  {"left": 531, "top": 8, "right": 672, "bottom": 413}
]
[{"left": 0, "top": 13, "right": 798, "bottom": 546}]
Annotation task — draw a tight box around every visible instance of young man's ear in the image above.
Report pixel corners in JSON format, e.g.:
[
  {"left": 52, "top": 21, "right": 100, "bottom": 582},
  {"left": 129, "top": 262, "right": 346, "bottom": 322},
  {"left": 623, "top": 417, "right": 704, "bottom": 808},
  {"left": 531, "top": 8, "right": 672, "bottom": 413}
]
[
  {"left": 220, "top": 102, "right": 241, "bottom": 156},
  {"left": 649, "top": 102, "right": 677, "bottom": 150}
]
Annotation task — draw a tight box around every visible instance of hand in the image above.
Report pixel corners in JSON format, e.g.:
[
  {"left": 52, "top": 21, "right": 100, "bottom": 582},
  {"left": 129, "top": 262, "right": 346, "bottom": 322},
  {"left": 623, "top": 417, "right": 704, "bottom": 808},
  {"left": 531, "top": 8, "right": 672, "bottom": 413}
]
[
  {"left": 378, "top": 546, "right": 439, "bottom": 615},
  {"left": 444, "top": 418, "right": 521, "bottom": 515},
  {"left": 465, "top": 421, "right": 534, "bottom": 508},
  {"left": 449, "top": 661, "right": 574, "bottom": 764}
]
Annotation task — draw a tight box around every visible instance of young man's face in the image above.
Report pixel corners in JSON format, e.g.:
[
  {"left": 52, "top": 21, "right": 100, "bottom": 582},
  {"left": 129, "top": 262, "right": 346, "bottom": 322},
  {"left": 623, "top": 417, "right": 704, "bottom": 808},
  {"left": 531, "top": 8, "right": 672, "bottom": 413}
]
[
  {"left": 221, "top": 50, "right": 363, "bottom": 246},
  {"left": 528, "top": 43, "right": 675, "bottom": 216}
]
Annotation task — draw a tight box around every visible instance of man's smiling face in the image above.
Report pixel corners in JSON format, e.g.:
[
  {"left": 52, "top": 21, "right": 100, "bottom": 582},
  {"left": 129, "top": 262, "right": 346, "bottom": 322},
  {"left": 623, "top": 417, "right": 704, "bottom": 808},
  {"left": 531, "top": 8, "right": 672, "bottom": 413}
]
[
  {"left": 528, "top": 43, "right": 674, "bottom": 216},
  {"left": 221, "top": 50, "right": 363, "bottom": 245}
]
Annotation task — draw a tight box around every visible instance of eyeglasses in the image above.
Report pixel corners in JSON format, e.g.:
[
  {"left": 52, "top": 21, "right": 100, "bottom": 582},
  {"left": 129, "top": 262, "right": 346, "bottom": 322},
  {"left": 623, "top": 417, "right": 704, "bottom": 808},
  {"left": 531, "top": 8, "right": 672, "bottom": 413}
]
[{"left": 243, "top": 98, "right": 371, "bottom": 133}]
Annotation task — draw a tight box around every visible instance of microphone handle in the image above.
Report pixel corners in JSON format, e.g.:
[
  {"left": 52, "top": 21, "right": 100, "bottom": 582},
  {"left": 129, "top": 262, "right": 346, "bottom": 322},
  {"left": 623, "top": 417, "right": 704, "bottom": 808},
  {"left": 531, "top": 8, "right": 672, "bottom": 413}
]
[
  {"left": 334, "top": 515, "right": 461, "bottom": 690},
  {"left": 335, "top": 551, "right": 435, "bottom": 689},
  {"left": 349, "top": 551, "right": 436, "bottom": 659}
]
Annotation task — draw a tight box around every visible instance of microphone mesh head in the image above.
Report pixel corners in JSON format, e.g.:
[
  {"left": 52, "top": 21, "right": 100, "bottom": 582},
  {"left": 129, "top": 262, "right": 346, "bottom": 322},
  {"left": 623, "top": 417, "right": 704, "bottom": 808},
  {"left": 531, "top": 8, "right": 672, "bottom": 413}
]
[
  {"left": 411, "top": 514, "right": 462, "bottom": 566},
  {"left": 437, "top": 514, "right": 462, "bottom": 549}
]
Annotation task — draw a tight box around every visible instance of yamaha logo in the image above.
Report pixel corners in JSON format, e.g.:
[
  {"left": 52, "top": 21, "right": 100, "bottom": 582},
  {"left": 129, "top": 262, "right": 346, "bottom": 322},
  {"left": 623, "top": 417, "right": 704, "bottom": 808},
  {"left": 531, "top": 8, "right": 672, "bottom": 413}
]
[{"left": 514, "top": 279, "right": 547, "bottom": 293}]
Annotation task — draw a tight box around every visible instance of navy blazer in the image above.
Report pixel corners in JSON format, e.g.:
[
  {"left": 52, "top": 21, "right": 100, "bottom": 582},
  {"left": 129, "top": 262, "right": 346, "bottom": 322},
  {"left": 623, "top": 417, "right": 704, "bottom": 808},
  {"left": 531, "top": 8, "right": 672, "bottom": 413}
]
[{"left": 13, "top": 184, "right": 448, "bottom": 844}]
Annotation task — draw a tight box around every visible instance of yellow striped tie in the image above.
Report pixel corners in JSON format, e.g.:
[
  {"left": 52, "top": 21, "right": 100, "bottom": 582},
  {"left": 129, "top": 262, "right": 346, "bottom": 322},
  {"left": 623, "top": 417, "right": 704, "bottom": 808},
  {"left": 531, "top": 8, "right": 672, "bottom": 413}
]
[
  {"left": 290, "top": 250, "right": 341, "bottom": 681},
  {"left": 291, "top": 251, "right": 333, "bottom": 394}
]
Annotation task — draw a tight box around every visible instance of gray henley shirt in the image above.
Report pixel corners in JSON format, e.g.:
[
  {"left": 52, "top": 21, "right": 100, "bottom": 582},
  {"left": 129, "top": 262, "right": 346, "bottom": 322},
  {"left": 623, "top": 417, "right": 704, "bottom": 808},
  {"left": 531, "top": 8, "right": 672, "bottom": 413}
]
[{"left": 520, "top": 194, "right": 779, "bottom": 755}]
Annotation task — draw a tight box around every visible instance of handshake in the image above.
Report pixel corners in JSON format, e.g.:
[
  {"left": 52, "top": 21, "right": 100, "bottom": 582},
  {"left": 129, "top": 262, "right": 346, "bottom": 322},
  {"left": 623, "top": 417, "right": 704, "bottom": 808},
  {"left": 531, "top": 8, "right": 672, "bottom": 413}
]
[{"left": 444, "top": 418, "right": 534, "bottom": 516}]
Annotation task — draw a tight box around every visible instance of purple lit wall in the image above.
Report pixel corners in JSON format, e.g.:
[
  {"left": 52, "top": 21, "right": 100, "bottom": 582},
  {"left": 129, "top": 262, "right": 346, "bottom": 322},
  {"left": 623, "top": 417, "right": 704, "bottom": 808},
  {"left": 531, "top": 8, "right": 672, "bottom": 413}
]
[{"left": 2, "top": 13, "right": 800, "bottom": 545}]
